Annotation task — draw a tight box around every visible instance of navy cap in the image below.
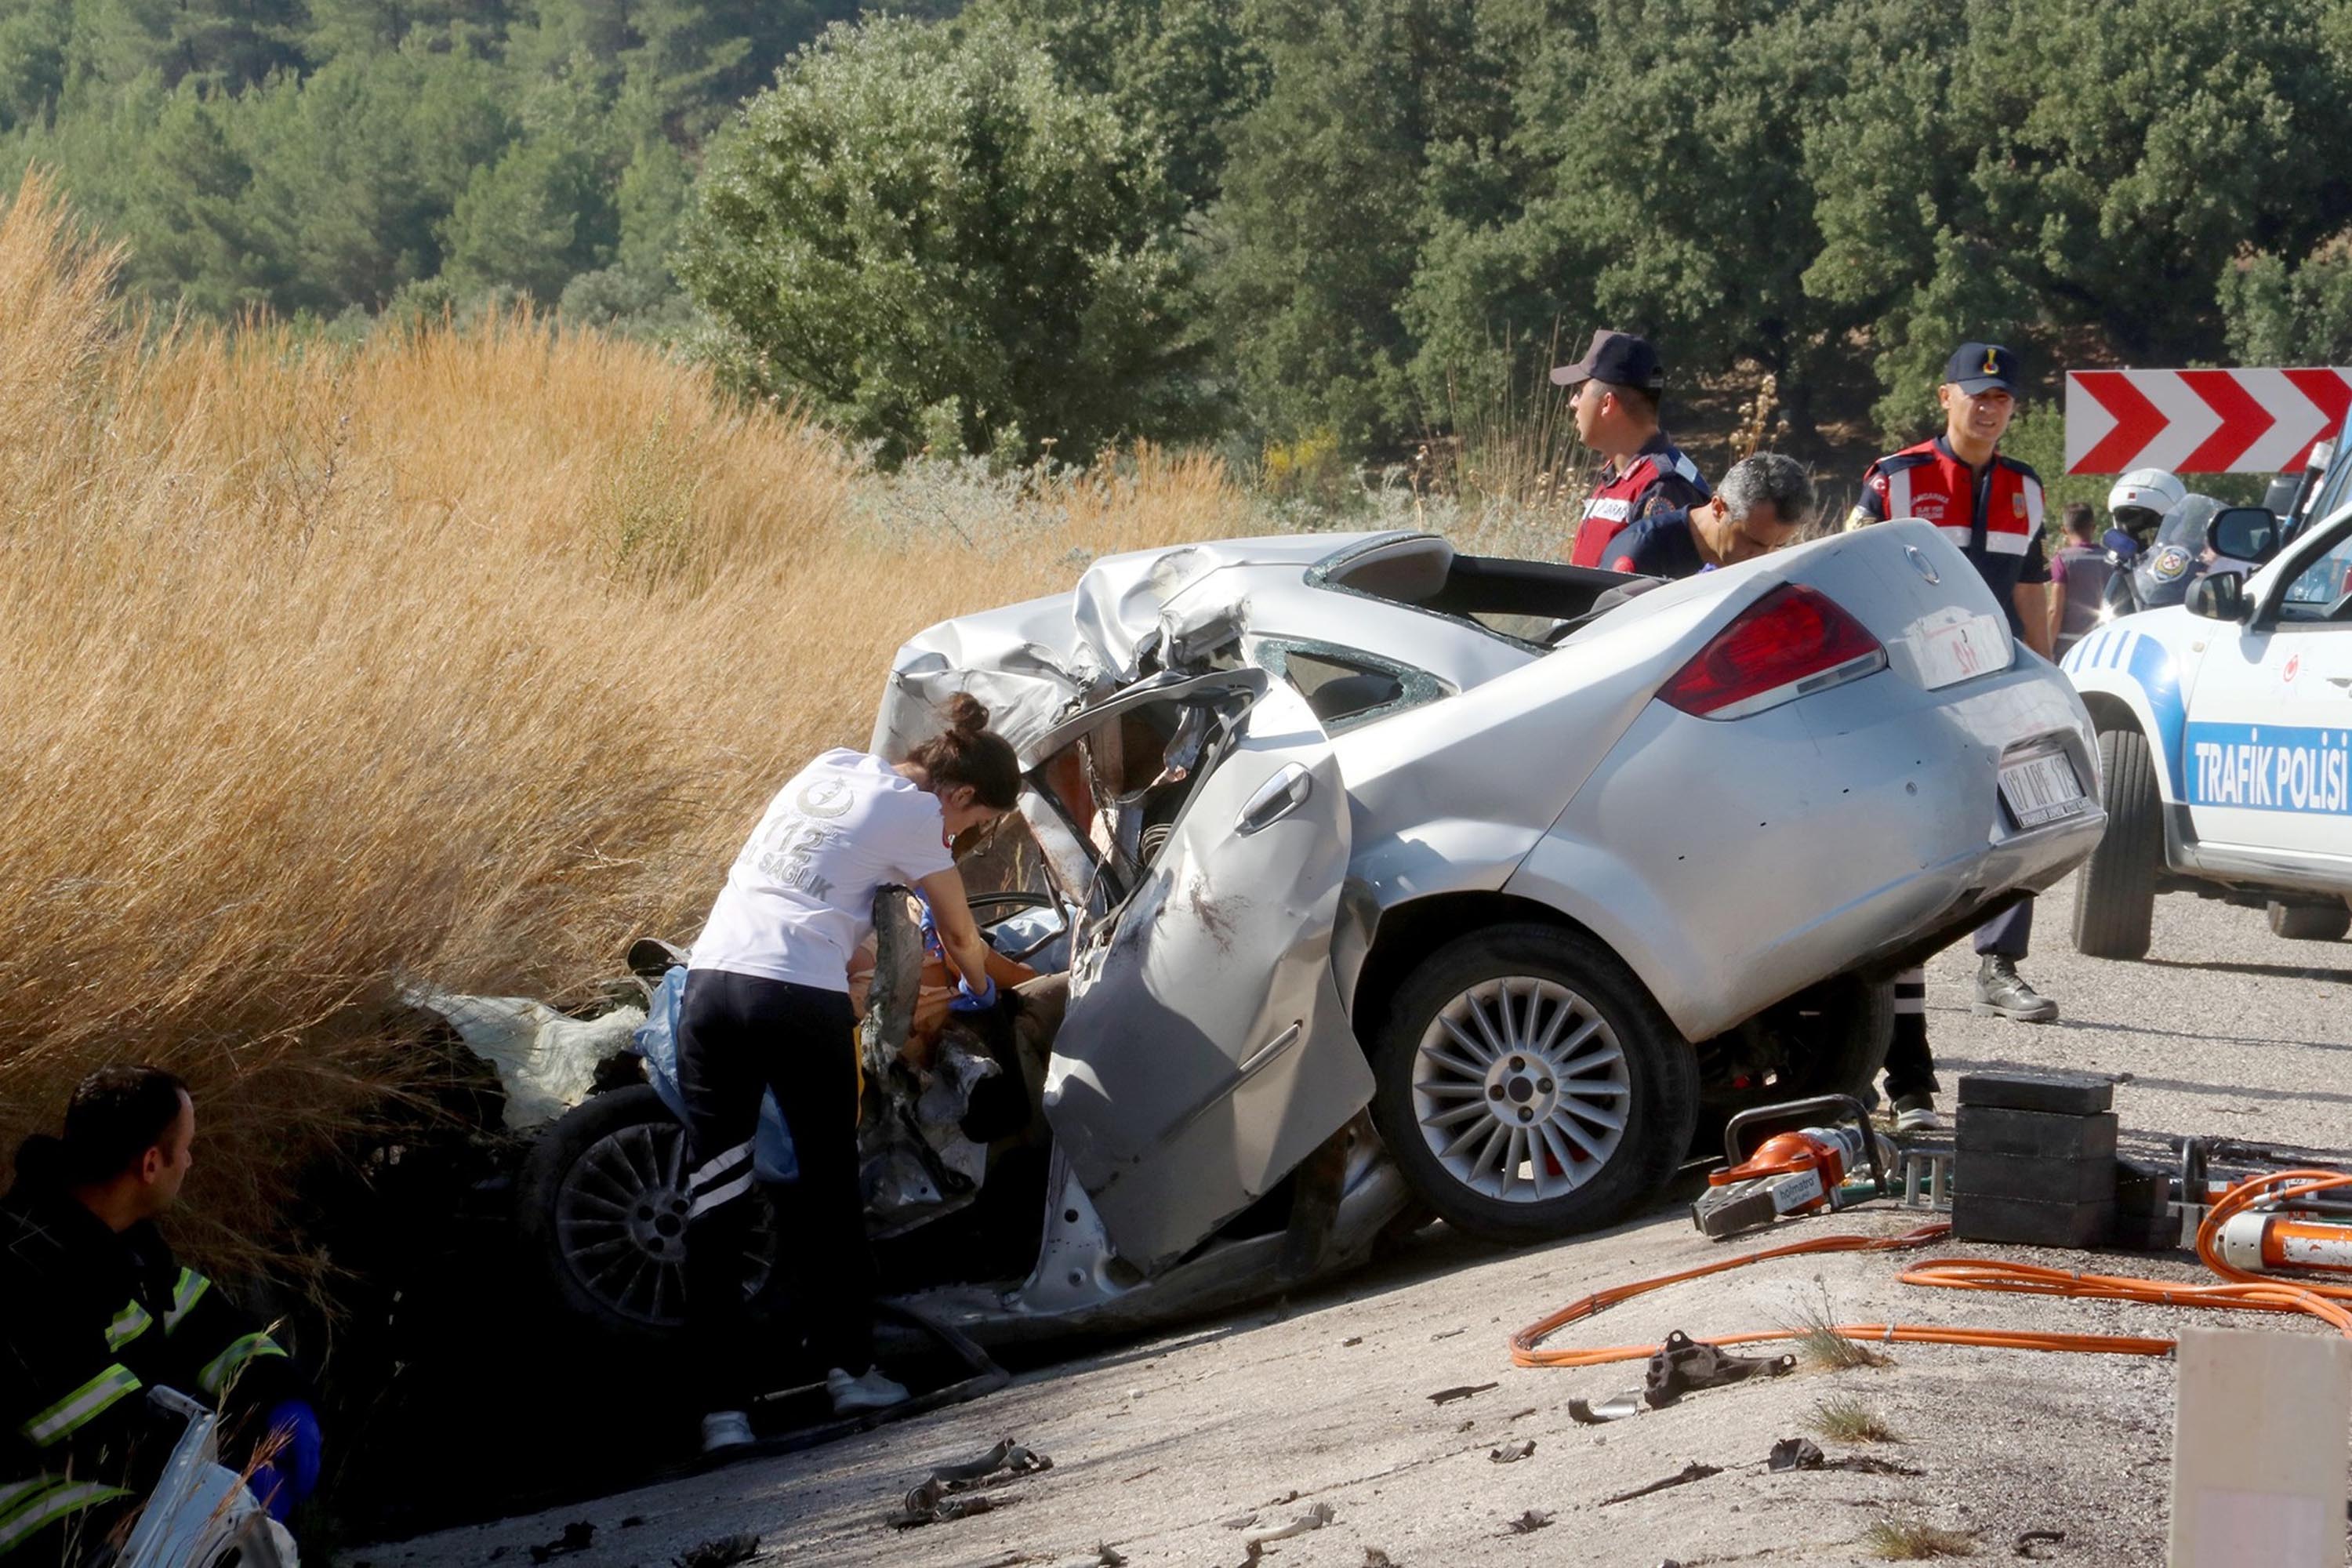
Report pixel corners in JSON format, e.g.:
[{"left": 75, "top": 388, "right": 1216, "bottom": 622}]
[
  {"left": 1944, "top": 342, "right": 2021, "bottom": 395},
  {"left": 1550, "top": 329, "right": 1665, "bottom": 391}
]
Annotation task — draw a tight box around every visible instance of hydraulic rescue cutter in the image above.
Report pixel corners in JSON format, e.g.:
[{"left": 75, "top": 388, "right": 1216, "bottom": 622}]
[{"left": 1693, "top": 1095, "right": 1894, "bottom": 1240}]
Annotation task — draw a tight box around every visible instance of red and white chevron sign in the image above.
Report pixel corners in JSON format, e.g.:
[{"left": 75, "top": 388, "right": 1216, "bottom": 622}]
[{"left": 2064, "top": 368, "right": 2352, "bottom": 474}]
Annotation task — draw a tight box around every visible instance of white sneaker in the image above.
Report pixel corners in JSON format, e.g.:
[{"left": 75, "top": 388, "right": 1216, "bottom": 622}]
[
  {"left": 1893, "top": 1096, "right": 1943, "bottom": 1134},
  {"left": 826, "top": 1366, "right": 911, "bottom": 1415},
  {"left": 701, "top": 1410, "right": 756, "bottom": 1453}
]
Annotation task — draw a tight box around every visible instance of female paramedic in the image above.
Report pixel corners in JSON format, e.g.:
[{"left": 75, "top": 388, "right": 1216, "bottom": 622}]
[{"left": 677, "top": 694, "right": 1018, "bottom": 1451}]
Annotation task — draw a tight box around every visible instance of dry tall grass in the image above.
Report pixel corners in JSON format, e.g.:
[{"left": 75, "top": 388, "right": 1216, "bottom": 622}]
[{"left": 0, "top": 176, "right": 1258, "bottom": 1280}]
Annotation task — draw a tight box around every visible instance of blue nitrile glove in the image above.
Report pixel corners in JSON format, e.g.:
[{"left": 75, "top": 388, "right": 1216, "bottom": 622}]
[
  {"left": 248, "top": 1399, "right": 323, "bottom": 1522},
  {"left": 949, "top": 974, "right": 998, "bottom": 1013},
  {"left": 916, "top": 897, "right": 945, "bottom": 960}
]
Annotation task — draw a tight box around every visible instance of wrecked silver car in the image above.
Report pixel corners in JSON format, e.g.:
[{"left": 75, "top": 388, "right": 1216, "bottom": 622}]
[{"left": 490, "top": 522, "right": 2104, "bottom": 1345}]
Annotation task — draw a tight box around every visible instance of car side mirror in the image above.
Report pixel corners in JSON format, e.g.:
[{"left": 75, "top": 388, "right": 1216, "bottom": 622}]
[
  {"left": 2186, "top": 571, "right": 2247, "bottom": 622},
  {"left": 2102, "top": 528, "right": 2139, "bottom": 560},
  {"left": 2207, "top": 505, "right": 2279, "bottom": 564}
]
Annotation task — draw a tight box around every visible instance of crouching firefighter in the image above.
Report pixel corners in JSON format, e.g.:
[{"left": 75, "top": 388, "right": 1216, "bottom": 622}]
[{"left": 1, "top": 1066, "right": 322, "bottom": 1563}]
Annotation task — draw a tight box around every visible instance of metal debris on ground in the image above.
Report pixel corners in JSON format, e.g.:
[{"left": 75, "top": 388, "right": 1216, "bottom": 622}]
[
  {"left": 1240, "top": 1500, "right": 1335, "bottom": 1555},
  {"left": 896, "top": 1437, "right": 1054, "bottom": 1526},
  {"left": 1429, "top": 1327, "right": 1465, "bottom": 1341},
  {"left": 2013, "top": 1529, "right": 2067, "bottom": 1559},
  {"left": 671, "top": 1534, "right": 760, "bottom": 1568},
  {"left": 527, "top": 1522, "right": 594, "bottom": 1563},
  {"left": 1503, "top": 1510, "right": 1555, "bottom": 1535},
  {"left": 1766, "top": 1437, "right": 1922, "bottom": 1478},
  {"left": 1645, "top": 1330, "right": 1794, "bottom": 1407},
  {"left": 1221, "top": 1513, "right": 1260, "bottom": 1531},
  {"left": 1341, "top": 1336, "right": 1363, "bottom": 1347},
  {"left": 1095, "top": 1546, "right": 1127, "bottom": 1566},
  {"left": 1427, "top": 1381, "right": 1499, "bottom": 1404},
  {"left": 1599, "top": 1461, "right": 1722, "bottom": 1507},
  {"left": 1489, "top": 1440, "right": 1537, "bottom": 1463},
  {"left": 1568, "top": 1389, "right": 1643, "bottom": 1425}
]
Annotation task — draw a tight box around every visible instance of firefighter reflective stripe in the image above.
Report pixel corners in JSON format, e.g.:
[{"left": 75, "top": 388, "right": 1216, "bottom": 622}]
[
  {"left": 688, "top": 1138, "right": 755, "bottom": 1218},
  {"left": 106, "top": 1300, "right": 152, "bottom": 1351},
  {"left": 19, "top": 1363, "right": 140, "bottom": 1446},
  {"left": 162, "top": 1268, "right": 209, "bottom": 1333},
  {"left": 1886, "top": 465, "right": 1913, "bottom": 522},
  {"left": 0, "top": 1478, "right": 133, "bottom": 1555},
  {"left": 198, "top": 1331, "right": 288, "bottom": 1397},
  {"left": 1894, "top": 967, "right": 1927, "bottom": 1016},
  {"left": 689, "top": 1140, "right": 753, "bottom": 1192}
]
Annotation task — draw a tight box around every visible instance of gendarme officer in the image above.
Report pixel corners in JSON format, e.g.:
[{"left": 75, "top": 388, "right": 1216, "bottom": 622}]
[
  {"left": 1553, "top": 330, "right": 1710, "bottom": 568},
  {"left": 1848, "top": 341, "right": 2059, "bottom": 1132}
]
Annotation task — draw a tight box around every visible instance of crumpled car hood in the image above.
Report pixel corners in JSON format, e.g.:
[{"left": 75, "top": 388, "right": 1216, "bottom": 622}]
[{"left": 871, "top": 532, "right": 1400, "bottom": 760}]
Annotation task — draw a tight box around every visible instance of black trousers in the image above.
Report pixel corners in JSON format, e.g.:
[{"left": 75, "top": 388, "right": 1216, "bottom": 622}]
[
  {"left": 1973, "top": 895, "right": 2033, "bottom": 958},
  {"left": 1881, "top": 966, "right": 1936, "bottom": 1101},
  {"left": 1882, "top": 897, "right": 2038, "bottom": 1100},
  {"left": 674, "top": 967, "right": 875, "bottom": 1401}
]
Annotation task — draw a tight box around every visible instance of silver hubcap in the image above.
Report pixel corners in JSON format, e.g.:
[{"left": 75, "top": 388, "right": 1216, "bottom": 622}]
[
  {"left": 1411, "top": 978, "right": 1630, "bottom": 1202},
  {"left": 556, "top": 1118, "right": 771, "bottom": 1327}
]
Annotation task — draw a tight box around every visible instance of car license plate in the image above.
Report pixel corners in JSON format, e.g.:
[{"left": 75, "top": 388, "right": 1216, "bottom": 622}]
[{"left": 2000, "top": 752, "right": 2089, "bottom": 829}]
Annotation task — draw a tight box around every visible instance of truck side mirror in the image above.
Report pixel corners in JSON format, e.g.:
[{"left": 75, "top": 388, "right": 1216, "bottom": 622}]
[
  {"left": 2186, "top": 571, "right": 2247, "bottom": 622},
  {"left": 2206, "top": 506, "right": 2280, "bottom": 564}
]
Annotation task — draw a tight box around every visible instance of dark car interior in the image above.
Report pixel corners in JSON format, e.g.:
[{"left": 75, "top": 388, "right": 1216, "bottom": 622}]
[{"left": 1314, "top": 532, "right": 1643, "bottom": 644}]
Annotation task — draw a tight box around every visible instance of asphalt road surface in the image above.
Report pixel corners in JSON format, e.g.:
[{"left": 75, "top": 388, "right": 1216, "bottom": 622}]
[{"left": 359, "top": 874, "right": 2352, "bottom": 1568}]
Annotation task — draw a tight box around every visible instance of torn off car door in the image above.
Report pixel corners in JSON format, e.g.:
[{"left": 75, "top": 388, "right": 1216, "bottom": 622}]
[{"left": 1040, "top": 678, "right": 1373, "bottom": 1273}]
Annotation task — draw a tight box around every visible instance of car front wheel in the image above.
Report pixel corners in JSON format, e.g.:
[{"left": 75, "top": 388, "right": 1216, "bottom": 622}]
[
  {"left": 2072, "top": 724, "right": 2161, "bottom": 960},
  {"left": 515, "top": 1083, "right": 776, "bottom": 1342},
  {"left": 1367, "top": 924, "right": 1698, "bottom": 1246}
]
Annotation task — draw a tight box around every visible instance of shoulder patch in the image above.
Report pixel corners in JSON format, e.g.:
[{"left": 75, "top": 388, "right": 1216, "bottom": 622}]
[{"left": 1669, "top": 451, "right": 1700, "bottom": 484}]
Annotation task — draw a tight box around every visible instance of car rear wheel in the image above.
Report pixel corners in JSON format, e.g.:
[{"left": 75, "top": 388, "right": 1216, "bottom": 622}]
[
  {"left": 1368, "top": 924, "right": 1698, "bottom": 1246},
  {"left": 2072, "top": 725, "right": 2160, "bottom": 960},
  {"left": 2267, "top": 899, "right": 2352, "bottom": 942},
  {"left": 515, "top": 1083, "right": 776, "bottom": 1342}
]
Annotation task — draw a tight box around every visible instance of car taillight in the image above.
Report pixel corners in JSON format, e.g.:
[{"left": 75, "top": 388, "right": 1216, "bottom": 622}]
[{"left": 1658, "top": 583, "right": 1887, "bottom": 720}]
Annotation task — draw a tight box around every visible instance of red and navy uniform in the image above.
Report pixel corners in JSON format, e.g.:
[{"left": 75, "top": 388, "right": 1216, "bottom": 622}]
[
  {"left": 1605, "top": 509, "right": 1707, "bottom": 579},
  {"left": 1568, "top": 433, "right": 1710, "bottom": 568},
  {"left": 1848, "top": 436, "right": 2049, "bottom": 633}
]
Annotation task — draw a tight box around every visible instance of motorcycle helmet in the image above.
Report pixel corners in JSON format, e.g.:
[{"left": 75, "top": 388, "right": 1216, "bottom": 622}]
[{"left": 2107, "top": 466, "right": 2187, "bottom": 542}]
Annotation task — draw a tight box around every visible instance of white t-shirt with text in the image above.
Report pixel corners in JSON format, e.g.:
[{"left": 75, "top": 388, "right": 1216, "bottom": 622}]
[{"left": 690, "top": 749, "right": 956, "bottom": 993}]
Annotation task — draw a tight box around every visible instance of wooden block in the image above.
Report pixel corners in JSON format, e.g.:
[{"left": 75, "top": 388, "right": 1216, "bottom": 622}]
[
  {"left": 1951, "top": 1150, "right": 2114, "bottom": 1203},
  {"left": 1949, "top": 1191, "right": 2113, "bottom": 1247},
  {"left": 1954, "top": 1105, "right": 2117, "bottom": 1160},
  {"left": 1954, "top": 1070, "right": 2113, "bottom": 1115},
  {"left": 2170, "top": 1327, "right": 2350, "bottom": 1567}
]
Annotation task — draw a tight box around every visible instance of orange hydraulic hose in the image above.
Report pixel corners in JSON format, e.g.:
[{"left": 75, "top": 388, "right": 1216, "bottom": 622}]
[{"left": 1509, "top": 1171, "right": 2352, "bottom": 1370}]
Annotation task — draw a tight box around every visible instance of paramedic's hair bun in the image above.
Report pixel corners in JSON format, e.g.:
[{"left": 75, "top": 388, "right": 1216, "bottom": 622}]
[{"left": 941, "top": 693, "right": 991, "bottom": 736}]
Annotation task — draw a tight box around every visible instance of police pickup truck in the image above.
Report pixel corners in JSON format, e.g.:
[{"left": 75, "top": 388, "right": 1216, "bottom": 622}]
[{"left": 2064, "top": 456, "right": 2352, "bottom": 955}]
